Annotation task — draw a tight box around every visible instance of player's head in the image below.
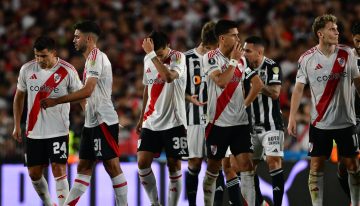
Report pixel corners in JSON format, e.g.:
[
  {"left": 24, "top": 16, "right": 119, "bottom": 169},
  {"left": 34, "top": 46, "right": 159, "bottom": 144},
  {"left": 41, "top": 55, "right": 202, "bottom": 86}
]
[
  {"left": 149, "top": 31, "right": 169, "bottom": 59},
  {"left": 215, "top": 19, "right": 240, "bottom": 52},
  {"left": 312, "top": 14, "right": 338, "bottom": 45},
  {"left": 33, "top": 36, "right": 57, "bottom": 69},
  {"left": 201, "top": 21, "right": 218, "bottom": 51},
  {"left": 351, "top": 21, "right": 360, "bottom": 55},
  {"left": 244, "top": 36, "right": 265, "bottom": 68},
  {"left": 73, "top": 20, "right": 101, "bottom": 53}
]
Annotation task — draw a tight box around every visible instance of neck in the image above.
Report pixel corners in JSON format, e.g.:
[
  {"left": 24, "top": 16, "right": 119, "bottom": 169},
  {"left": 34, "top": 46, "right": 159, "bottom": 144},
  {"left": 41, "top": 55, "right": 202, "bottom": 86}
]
[
  {"left": 318, "top": 42, "right": 336, "bottom": 57},
  {"left": 253, "top": 57, "right": 263, "bottom": 68},
  {"left": 195, "top": 43, "right": 207, "bottom": 55},
  {"left": 83, "top": 44, "right": 97, "bottom": 58},
  {"left": 219, "top": 45, "right": 231, "bottom": 59}
]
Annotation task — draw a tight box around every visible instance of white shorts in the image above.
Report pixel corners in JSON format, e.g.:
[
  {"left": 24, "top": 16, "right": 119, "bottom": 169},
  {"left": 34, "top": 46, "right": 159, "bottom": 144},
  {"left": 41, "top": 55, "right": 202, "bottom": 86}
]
[
  {"left": 251, "top": 130, "right": 284, "bottom": 160},
  {"left": 187, "top": 124, "right": 206, "bottom": 158}
]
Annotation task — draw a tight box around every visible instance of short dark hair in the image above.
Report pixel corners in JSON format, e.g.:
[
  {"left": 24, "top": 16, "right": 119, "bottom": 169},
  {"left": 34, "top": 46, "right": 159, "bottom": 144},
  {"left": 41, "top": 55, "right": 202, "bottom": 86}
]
[
  {"left": 214, "top": 19, "right": 238, "bottom": 38},
  {"left": 245, "top": 36, "right": 265, "bottom": 47},
  {"left": 201, "top": 21, "right": 217, "bottom": 46},
  {"left": 351, "top": 22, "right": 360, "bottom": 35},
  {"left": 149, "top": 31, "right": 169, "bottom": 51},
  {"left": 73, "top": 20, "right": 101, "bottom": 37},
  {"left": 33, "top": 36, "right": 56, "bottom": 51},
  {"left": 312, "top": 14, "right": 337, "bottom": 41}
]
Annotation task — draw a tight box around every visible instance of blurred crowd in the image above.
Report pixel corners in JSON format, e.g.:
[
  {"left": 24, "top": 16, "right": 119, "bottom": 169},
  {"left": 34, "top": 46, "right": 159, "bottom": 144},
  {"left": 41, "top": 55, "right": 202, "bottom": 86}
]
[{"left": 1, "top": 0, "right": 360, "bottom": 162}]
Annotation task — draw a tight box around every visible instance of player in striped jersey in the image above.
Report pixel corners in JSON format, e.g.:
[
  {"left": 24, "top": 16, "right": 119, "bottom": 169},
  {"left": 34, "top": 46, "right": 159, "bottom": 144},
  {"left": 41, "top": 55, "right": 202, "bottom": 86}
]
[
  {"left": 337, "top": 21, "right": 360, "bottom": 202},
  {"left": 41, "top": 21, "right": 128, "bottom": 206},
  {"left": 136, "top": 31, "right": 187, "bottom": 206},
  {"left": 288, "top": 14, "right": 360, "bottom": 206},
  {"left": 202, "top": 20, "right": 264, "bottom": 206},
  {"left": 13, "top": 36, "right": 83, "bottom": 206},
  {"left": 184, "top": 21, "right": 223, "bottom": 206},
  {"left": 243, "top": 36, "right": 284, "bottom": 206}
]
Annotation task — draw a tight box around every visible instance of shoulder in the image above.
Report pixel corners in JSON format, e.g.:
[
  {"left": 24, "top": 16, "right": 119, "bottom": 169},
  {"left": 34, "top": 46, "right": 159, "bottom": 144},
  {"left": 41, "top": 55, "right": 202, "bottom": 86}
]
[
  {"left": 298, "top": 46, "right": 318, "bottom": 63},
  {"left": 59, "top": 59, "right": 78, "bottom": 74},
  {"left": 184, "top": 49, "right": 195, "bottom": 56},
  {"left": 337, "top": 44, "right": 353, "bottom": 55},
  {"left": 264, "top": 57, "right": 277, "bottom": 66},
  {"left": 21, "top": 59, "right": 37, "bottom": 71}
]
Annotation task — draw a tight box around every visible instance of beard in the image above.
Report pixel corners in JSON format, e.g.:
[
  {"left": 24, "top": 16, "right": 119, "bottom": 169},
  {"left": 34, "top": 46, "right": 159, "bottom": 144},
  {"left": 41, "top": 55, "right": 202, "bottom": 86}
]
[{"left": 76, "top": 44, "right": 87, "bottom": 54}]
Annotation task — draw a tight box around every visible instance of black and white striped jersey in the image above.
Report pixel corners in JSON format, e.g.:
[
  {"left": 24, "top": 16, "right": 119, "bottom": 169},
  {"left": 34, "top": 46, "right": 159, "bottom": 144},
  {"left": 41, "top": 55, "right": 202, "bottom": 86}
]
[
  {"left": 185, "top": 48, "right": 207, "bottom": 125},
  {"left": 244, "top": 57, "right": 284, "bottom": 131}
]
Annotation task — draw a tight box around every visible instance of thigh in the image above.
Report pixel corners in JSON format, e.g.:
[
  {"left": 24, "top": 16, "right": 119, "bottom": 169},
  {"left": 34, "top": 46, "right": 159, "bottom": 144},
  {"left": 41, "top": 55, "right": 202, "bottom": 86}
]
[
  {"left": 187, "top": 125, "right": 206, "bottom": 158},
  {"left": 25, "top": 138, "right": 48, "bottom": 167},
  {"left": 96, "top": 123, "right": 120, "bottom": 160},
  {"left": 308, "top": 125, "right": 333, "bottom": 159},
  {"left": 47, "top": 135, "right": 69, "bottom": 164},
  {"left": 334, "top": 126, "right": 359, "bottom": 158},
  {"left": 79, "top": 127, "right": 96, "bottom": 161},
  {"left": 262, "top": 130, "right": 284, "bottom": 157},
  {"left": 229, "top": 125, "right": 253, "bottom": 156},
  {"left": 163, "top": 125, "right": 188, "bottom": 159},
  {"left": 206, "top": 125, "right": 229, "bottom": 160},
  {"left": 251, "top": 133, "right": 264, "bottom": 160},
  {"left": 138, "top": 128, "right": 163, "bottom": 155}
]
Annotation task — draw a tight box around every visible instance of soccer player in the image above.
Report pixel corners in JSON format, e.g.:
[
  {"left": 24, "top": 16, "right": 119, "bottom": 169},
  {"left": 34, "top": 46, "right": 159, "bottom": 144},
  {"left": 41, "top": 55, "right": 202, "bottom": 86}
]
[
  {"left": 13, "top": 36, "right": 82, "bottom": 206},
  {"left": 40, "top": 20, "right": 128, "bottom": 205},
  {"left": 184, "top": 21, "right": 223, "bottom": 206},
  {"left": 337, "top": 21, "right": 360, "bottom": 200},
  {"left": 202, "top": 19, "right": 264, "bottom": 206},
  {"left": 136, "top": 31, "right": 187, "bottom": 206},
  {"left": 288, "top": 14, "right": 360, "bottom": 206},
  {"left": 243, "top": 36, "right": 284, "bottom": 206}
]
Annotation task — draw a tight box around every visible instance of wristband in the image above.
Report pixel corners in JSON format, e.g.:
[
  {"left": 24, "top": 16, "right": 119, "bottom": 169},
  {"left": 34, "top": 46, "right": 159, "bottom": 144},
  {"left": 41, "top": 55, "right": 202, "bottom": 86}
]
[
  {"left": 145, "top": 51, "right": 157, "bottom": 60},
  {"left": 229, "top": 59, "right": 238, "bottom": 67}
]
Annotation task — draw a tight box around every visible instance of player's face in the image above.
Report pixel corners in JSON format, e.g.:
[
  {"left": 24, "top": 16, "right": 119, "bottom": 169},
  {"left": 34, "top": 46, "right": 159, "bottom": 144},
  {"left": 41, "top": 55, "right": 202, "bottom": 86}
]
[
  {"left": 155, "top": 47, "right": 169, "bottom": 60},
  {"left": 222, "top": 28, "right": 240, "bottom": 50},
  {"left": 73, "top": 29, "right": 87, "bottom": 53},
  {"left": 34, "top": 49, "right": 56, "bottom": 69},
  {"left": 353, "top": 34, "right": 360, "bottom": 55},
  {"left": 244, "top": 43, "right": 261, "bottom": 68},
  {"left": 318, "top": 22, "right": 339, "bottom": 45},
  {"left": 203, "top": 43, "right": 217, "bottom": 52}
]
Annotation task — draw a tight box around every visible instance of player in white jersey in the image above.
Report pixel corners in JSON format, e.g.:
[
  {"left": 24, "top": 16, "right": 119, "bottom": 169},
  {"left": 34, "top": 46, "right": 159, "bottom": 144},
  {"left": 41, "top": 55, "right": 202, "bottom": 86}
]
[
  {"left": 41, "top": 21, "right": 128, "bottom": 206},
  {"left": 202, "top": 19, "right": 264, "bottom": 206},
  {"left": 135, "top": 31, "right": 187, "bottom": 206},
  {"left": 337, "top": 21, "right": 360, "bottom": 202},
  {"left": 288, "top": 14, "right": 360, "bottom": 206},
  {"left": 243, "top": 36, "right": 284, "bottom": 206},
  {"left": 13, "top": 36, "right": 82, "bottom": 206},
  {"left": 184, "top": 21, "right": 224, "bottom": 206}
]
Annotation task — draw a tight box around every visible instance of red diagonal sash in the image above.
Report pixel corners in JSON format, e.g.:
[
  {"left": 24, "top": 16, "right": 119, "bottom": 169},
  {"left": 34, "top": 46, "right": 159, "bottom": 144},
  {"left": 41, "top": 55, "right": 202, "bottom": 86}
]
[
  {"left": 312, "top": 49, "right": 348, "bottom": 126},
  {"left": 205, "top": 67, "right": 242, "bottom": 139},
  {"left": 26, "top": 66, "right": 69, "bottom": 136},
  {"left": 143, "top": 74, "right": 165, "bottom": 122}
]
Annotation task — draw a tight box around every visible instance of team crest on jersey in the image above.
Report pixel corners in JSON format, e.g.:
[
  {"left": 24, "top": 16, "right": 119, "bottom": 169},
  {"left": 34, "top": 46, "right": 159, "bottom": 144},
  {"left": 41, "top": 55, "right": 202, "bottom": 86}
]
[
  {"left": 210, "top": 145, "right": 217, "bottom": 155},
  {"left": 54, "top": 73, "right": 61, "bottom": 83},
  {"left": 272, "top": 67, "right": 279, "bottom": 74},
  {"left": 208, "top": 58, "right": 216, "bottom": 65},
  {"left": 337, "top": 57, "right": 345, "bottom": 67}
]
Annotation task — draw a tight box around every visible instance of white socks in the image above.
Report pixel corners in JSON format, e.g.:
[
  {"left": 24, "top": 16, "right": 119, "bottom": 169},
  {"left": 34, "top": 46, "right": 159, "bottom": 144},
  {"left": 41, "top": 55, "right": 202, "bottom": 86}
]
[
  {"left": 139, "top": 168, "right": 160, "bottom": 205},
  {"left": 31, "top": 176, "right": 54, "bottom": 206},
  {"left": 348, "top": 168, "right": 360, "bottom": 206},
  {"left": 64, "top": 174, "right": 91, "bottom": 205},
  {"left": 55, "top": 174, "right": 69, "bottom": 206},
  {"left": 111, "top": 173, "right": 128, "bottom": 206},
  {"left": 203, "top": 170, "right": 218, "bottom": 206},
  {"left": 168, "top": 170, "right": 182, "bottom": 206},
  {"left": 240, "top": 171, "right": 255, "bottom": 206},
  {"left": 308, "top": 171, "right": 324, "bottom": 206}
]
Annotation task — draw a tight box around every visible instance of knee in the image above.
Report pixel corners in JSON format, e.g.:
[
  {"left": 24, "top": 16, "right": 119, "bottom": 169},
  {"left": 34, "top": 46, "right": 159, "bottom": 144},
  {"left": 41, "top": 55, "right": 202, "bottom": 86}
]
[
  {"left": 103, "top": 160, "right": 121, "bottom": 177},
  {"left": 51, "top": 163, "right": 66, "bottom": 177},
  {"left": 167, "top": 159, "right": 181, "bottom": 172},
  {"left": 28, "top": 169, "right": 43, "bottom": 181},
  {"left": 267, "top": 157, "right": 282, "bottom": 171}
]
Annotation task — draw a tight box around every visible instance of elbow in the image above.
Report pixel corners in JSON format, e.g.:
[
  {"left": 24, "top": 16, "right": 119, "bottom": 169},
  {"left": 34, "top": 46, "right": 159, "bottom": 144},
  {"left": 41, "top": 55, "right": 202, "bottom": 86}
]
[{"left": 83, "top": 88, "right": 93, "bottom": 98}]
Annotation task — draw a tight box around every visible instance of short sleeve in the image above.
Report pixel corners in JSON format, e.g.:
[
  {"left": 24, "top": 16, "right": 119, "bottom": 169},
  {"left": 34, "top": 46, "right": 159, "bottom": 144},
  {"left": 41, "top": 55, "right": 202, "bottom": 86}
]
[
  {"left": 68, "top": 68, "right": 83, "bottom": 93},
  {"left": 169, "top": 52, "right": 186, "bottom": 78},
  {"left": 296, "top": 58, "right": 308, "bottom": 84},
  {"left": 267, "top": 63, "right": 282, "bottom": 85},
  {"left": 203, "top": 52, "right": 220, "bottom": 76},
  {"left": 17, "top": 66, "right": 27, "bottom": 92},
  {"left": 86, "top": 50, "right": 102, "bottom": 79}
]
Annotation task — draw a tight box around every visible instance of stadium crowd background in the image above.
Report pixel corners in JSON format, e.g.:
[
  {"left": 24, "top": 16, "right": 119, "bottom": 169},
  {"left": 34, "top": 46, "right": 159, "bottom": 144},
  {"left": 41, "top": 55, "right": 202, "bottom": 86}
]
[{"left": 0, "top": 0, "right": 360, "bottom": 163}]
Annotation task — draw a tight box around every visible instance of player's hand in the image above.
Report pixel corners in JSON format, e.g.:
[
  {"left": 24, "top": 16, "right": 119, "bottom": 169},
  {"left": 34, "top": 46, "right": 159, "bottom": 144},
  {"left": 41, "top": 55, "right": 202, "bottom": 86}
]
[
  {"left": 40, "top": 98, "right": 57, "bottom": 109},
  {"left": 230, "top": 42, "right": 242, "bottom": 61},
  {"left": 136, "top": 120, "right": 142, "bottom": 135},
  {"left": 142, "top": 38, "right": 154, "bottom": 54},
  {"left": 190, "top": 95, "right": 207, "bottom": 106},
  {"left": 287, "top": 117, "right": 297, "bottom": 137},
  {"left": 12, "top": 127, "right": 22, "bottom": 143}
]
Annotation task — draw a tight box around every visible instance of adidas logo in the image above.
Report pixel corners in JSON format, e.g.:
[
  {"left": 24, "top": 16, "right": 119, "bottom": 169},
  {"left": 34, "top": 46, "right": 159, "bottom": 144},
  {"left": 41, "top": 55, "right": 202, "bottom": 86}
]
[
  {"left": 169, "top": 187, "right": 178, "bottom": 192},
  {"left": 272, "top": 148, "right": 278, "bottom": 153},
  {"left": 96, "top": 151, "right": 102, "bottom": 157},
  {"left": 146, "top": 68, "right": 151, "bottom": 73},
  {"left": 204, "top": 189, "right": 212, "bottom": 194},
  {"left": 215, "top": 186, "right": 223, "bottom": 192},
  {"left": 141, "top": 181, "right": 148, "bottom": 185},
  {"left": 58, "top": 195, "right": 65, "bottom": 198},
  {"left": 178, "top": 149, "right": 187, "bottom": 155},
  {"left": 60, "top": 153, "right": 67, "bottom": 159},
  {"left": 315, "top": 64, "right": 323, "bottom": 70},
  {"left": 273, "top": 186, "right": 280, "bottom": 191},
  {"left": 29, "top": 74, "right": 37, "bottom": 79}
]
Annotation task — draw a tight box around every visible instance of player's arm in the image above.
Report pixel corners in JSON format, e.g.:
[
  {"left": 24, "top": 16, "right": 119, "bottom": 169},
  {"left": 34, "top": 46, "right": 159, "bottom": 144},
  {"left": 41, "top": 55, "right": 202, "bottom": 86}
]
[
  {"left": 185, "top": 93, "right": 206, "bottom": 106},
  {"left": 354, "top": 76, "right": 360, "bottom": 96},
  {"left": 151, "top": 57, "right": 179, "bottom": 83},
  {"left": 40, "top": 77, "right": 97, "bottom": 109},
  {"left": 261, "top": 84, "right": 281, "bottom": 99},
  {"left": 12, "top": 89, "right": 25, "bottom": 142},
  {"left": 287, "top": 82, "right": 305, "bottom": 136},
  {"left": 136, "top": 85, "right": 148, "bottom": 134},
  {"left": 244, "top": 75, "right": 264, "bottom": 107}
]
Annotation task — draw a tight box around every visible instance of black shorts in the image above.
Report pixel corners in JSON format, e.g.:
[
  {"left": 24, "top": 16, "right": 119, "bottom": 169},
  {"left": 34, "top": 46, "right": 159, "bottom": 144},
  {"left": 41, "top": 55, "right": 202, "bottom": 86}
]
[
  {"left": 79, "top": 123, "right": 120, "bottom": 161},
  {"left": 206, "top": 124, "right": 253, "bottom": 160},
  {"left": 25, "top": 135, "right": 69, "bottom": 167},
  {"left": 138, "top": 125, "right": 188, "bottom": 159},
  {"left": 309, "top": 125, "right": 359, "bottom": 159}
]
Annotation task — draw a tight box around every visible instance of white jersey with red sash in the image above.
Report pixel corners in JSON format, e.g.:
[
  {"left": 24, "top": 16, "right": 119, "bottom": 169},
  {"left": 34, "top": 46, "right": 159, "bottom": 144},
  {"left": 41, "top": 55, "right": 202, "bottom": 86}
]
[
  {"left": 83, "top": 48, "right": 119, "bottom": 128},
  {"left": 203, "top": 49, "right": 257, "bottom": 129},
  {"left": 141, "top": 49, "right": 187, "bottom": 131},
  {"left": 17, "top": 58, "right": 82, "bottom": 139},
  {"left": 296, "top": 45, "right": 360, "bottom": 129}
]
